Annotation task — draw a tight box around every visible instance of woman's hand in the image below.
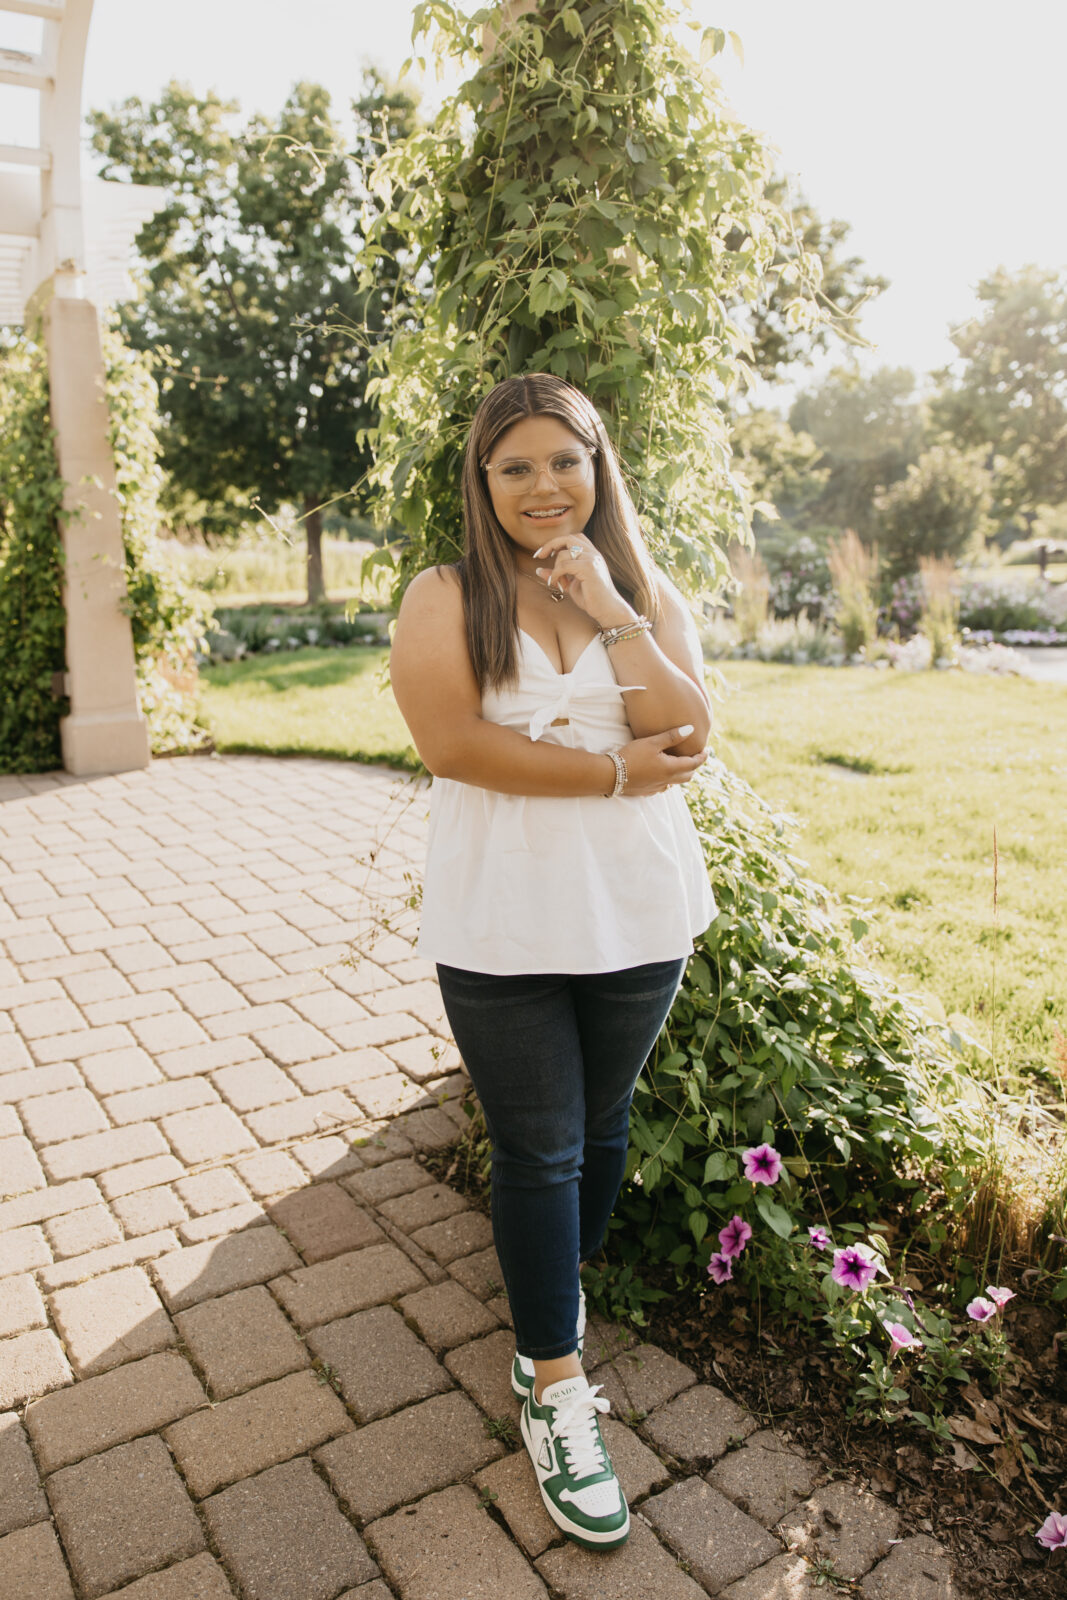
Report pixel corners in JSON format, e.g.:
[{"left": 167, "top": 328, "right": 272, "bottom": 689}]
[
  {"left": 534, "top": 533, "right": 632, "bottom": 627},
  {"left": 612, "top": 727, "right": 710, "bottom": 796}
]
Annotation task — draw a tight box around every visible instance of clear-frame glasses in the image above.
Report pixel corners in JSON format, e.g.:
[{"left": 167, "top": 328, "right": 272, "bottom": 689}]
[{"left": 481, "top": 445, "right": 596, "bottom": 496}]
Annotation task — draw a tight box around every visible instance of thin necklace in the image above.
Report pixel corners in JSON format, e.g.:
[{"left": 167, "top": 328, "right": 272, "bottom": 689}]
[{"left": 517, "top": 570, "right": 564, "bottom": 603}]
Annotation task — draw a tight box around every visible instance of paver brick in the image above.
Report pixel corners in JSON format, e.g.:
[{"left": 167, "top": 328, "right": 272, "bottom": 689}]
[
  {"left": 366, "top": 1484, "right": 546, "bottom": 1600},
  {"left": 0, "top": 1521, "right": 75, "bottom": 1600},
  {"left": 601, "top": 1416, "right": 672, "bottom": 1501},
  {"left": 412, "top": 1210, "right": 494, "bottom": 1266},
  {"left": 448, "top": 1244, "right": 506, "bottom": 1301},
  {"left": 347, "top": 1124, "right": 414, "bottom": 1168},
  {"left": 234, "top": 1148, "right": 307, "bottom": 1198},
  {"left": 0, "top": 1102, "right": 20, "bottom": 1136},
  {"left": 202, "top": 1002, "right": 300, "bottom": 1041},
  {"left": 61, "top": 968, "right": 133, "bottom": 1005},
  {"left": 37, "top": 1228, "right": 179, "bottom": 1293},
  {"left": 399, "top": 1280, "right": 500, "bottom": 1353},
  {"left": 308, "top": 1304, "right": 451, "bottom": 1421},
  {"left": 708, "top": 1430, "right": 819, "bottom": 1529},
  {"left": 588, "top": 1343, "right": 697, "bottom": 1420},
  {"left": 345, "top": 1156, "right": 433, "bottom": 1205},
  {"left": 379, "top": 1182, "right": 469, "bottom": 1233},
  {"left": 536, "top": 1513, "right": 707, "bottom": 1600},
  {"left": 0, "top": 1032, "right": 33, "bottom": 1073},
  {"left": 0, "top": 1273, "right": 47, "bottom": 1337},
  {"left": 0, "top": 1329, "right": 72, "bottom": 1409},
  {"left": 18, "top": 1086, "right": 108, "bottom": 1145},
  {"left": 0, "top": 1134, "right": 45, "bottom": 1197},
  {"left": 83, "top": 991, "right": 184, "bottom": 1028},
  {"left": 96, "top": 1552, "right": 235, "bottom": 1600},
  {"left": 0, "top": 1061, "right": 80, "bottom": 1103},
  {"left": 79, "top": 1048, "right": 162, "bottom": 1095},
  {"left": 317, "top": 1391, "right": 505, "bottom": 1522},
  {"left": 129, "top": 1012, "right": 209, "bottom": 1054},
  {"left": 363, "top": 980, "right": 449, "bottom": 1030},
  {"left": 643, "top": 1478, "right": 780, "bottom": 1593},
  {"left": 31, "top": 1023, "right": 137, "bottom": 1067},
  {"left": 48, "top": 1435, "right": 205, "bottom": 1599},
  {"left": 175, "top": 1284, "right": 310, "bottom": 1399},
  {"left": 444, "top": 1329, "right": 521, "bottom": 1422},
  {"left": 250, "top": 1019, "right": 337, "bottom": 1065},
  {"left": 473, "top": 1450, "right": 559, "bottom": 1558},
  {"left": 175, "top": 979, "right": 248, "bottom": 1019},
  {"left": 242, "top": 1089, "right": 360, "bottom": 1145},
  {"left": 0, "top": 1412, "right": 49, "bottom": 1537},
  {"left": 25, "top": 1350, "right": 205, "bottom": 1473},
  {"left": 267, "top": 1181, "right": 382, "bottom": 1263},
  {"left": 211, "top": 1058, "right": 299, "bottom": 1111},
  {"left": 640, "top": 1382, "right": 757, "bottom": 1466},
  {"left": 0, "top": 1175, "right": 101, "bottom": 1231},
  {"left": 327, "top": 1014, "right": 426, "bottom": 1053},
  {"left": 160, "top": 1104, "right": 257, "bottom": 1163},
  {"left": 174, "top": 1167, "right": 250, "bottom": 1215},
  {"left": 153, "top": 1226, "right": 300, "bottom": 1312},
  {"left": 156, "top": 1037, "right": 262, "bottom": 1080},
  {"left": 288, "top": 1048, "right": 398, "bottom": 1094},
  {"left": 111, "top": 1185, "right": 188, "bottom": 1236},
  {"left": 383, "top": 1033, "right": 462, "bottom": 1084},
  {"left": 292, "top": 1133, "right": 366, "bottom": 1179},
  {"left": 0, "top": 1223, "right": 50, "bottom": 1276},
  {"left": 10, "top": 994, "right": 82, "bottom": 1038},
  {"left": 48, "top": 1265, "right": 175, "bottom": 1378},
  {"left": 178, "top": 1201, "right": 266, "bottom": 1244},
  {"left": 164, "top": 1368, "right": 352, "bottom": 1498},
  {"left": 203, "top": 1458, "right": 377, "bottom": 1600},
  {"left": 43, "top": 1204, "right": 123, "bottom": 1258},
  {"left": 778, "top": 1481, "right": 900, "bottom": 1583},
  {"left": 289, "top": 989, "right": 369, "bottom": 1028},
  {"left": 104, "top": 1077, "right": 219, "bottom": 1126},
  {"left": 98, "top": 1154, "right": 184, "bottom": 1199},
  {"left": 859, "top": 1533, "right": 961, "bottom": 1599},
  {"left": 41, "top": 1123, "right": 168, "bottom": 1183},
  {"left": 271, "top": 1241, "right": 427, "bottom": 1330},
  {"left": 716, "top": 1552, "right": 824, "bottom": 1600},
  {"left": 352, "top": 1074, "right": 427, "bottom": 1121}
]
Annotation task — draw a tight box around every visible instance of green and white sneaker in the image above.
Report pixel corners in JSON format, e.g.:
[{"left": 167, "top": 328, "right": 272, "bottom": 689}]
[
  {"left": 520, "top": 1375, "right": 629, "bottom": 1548},
  {"left": 511, "top": 1285, "right": 586, "bottom": 1401}
]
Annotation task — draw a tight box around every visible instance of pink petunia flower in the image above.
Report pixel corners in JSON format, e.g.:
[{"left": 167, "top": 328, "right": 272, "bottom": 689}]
[
  {"left": 1036, "top": 1512, "right": 1067, "bottom": 1551},
  {"left": 808, "top": 1225, "right": 831, "bottom": 1251},
  {"left": 741, "top": 1144, "right": 783, "bottom": 1185},
  {"left": 985, "top": 1285, "right": 1015, "bottom": 1308},
  {"left": 831, "top": 1246, "right": 879, "bottom": 1292},
  {"left": 881, "top": 1319, "right": 922, "bottom": 1357},
  {"left": 966, "top": 1296, "right": 997, "bottom": 1323},
  {"left": 706, "top": 1252, "right": 733, "bottom": 1285},
  {"left": 718, "top": 1215, "right": 753, "bottom": 1259}
]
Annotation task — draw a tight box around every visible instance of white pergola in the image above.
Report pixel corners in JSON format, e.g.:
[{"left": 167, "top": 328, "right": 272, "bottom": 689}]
[{"left": 0, "top": 0, "right": 156, "bottom": 775}]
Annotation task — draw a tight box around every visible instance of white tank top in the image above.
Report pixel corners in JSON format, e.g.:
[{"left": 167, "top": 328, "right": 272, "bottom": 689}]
[{"left": 415, "top": 628, "right": 716, "bottom": 975}]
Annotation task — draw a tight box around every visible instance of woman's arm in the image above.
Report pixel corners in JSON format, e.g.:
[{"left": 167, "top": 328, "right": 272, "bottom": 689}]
[
  {"left": 389, "top": 568, "right": 706, "bottom": 797},
  {"left": 599, "top": 574, "right": 712, "bottom": 757}
]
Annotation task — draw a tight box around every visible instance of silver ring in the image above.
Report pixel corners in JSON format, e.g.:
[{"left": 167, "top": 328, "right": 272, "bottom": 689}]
[{"left": 568, "top": 544, "right": 583, "bottom": 559}]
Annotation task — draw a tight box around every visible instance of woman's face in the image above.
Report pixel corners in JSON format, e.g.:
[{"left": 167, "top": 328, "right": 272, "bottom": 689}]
[{"left": 483, "top": 413, "right": 597, "bottom": 567}]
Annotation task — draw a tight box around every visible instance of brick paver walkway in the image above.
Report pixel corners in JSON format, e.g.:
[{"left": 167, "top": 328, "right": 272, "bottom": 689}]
[{"left": 0, "top": 755, "right": 963, "bottom": 1599}]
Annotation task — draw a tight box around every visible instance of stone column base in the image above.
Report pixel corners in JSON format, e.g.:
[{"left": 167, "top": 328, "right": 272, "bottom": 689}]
[{"left": 60, "top": 710, "right": 151, "bottom": 777}]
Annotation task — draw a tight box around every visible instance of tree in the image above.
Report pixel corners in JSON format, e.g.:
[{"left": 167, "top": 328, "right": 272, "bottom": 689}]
[
  {"left": 929, "top": 265, "right": 1067, "bottom": 526},
  {"left": 872, "top": 443, "right": 994, "bottom": 584},
  {"left": 741, "top": 174, "right": 888, "bottom": 381},
  {"left": 728, "top": 406, "right": 828, "bottom": 531},
  {"left": 788, "top": 364, "right": 924, "bottom": 541},
  {"left": 360, "top": 0, "right": 833, "bottom": 599},
  {"left": 88, "top": 73, "right": 419, "bottom": 603}
]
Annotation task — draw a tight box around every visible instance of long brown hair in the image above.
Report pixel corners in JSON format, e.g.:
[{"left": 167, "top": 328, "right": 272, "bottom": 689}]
[{"left": 456, "top": 375, "right": 661, "bottom": 694}]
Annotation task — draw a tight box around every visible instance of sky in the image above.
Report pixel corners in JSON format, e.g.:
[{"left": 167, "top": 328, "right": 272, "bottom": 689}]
[{"left": 3, "top": 1, "right": 1063, "bottom": 403}]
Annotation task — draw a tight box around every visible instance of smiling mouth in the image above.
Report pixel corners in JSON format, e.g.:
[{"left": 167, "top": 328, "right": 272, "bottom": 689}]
[{"left": 522, "top": 506, "right": 571, "bottom": 518}]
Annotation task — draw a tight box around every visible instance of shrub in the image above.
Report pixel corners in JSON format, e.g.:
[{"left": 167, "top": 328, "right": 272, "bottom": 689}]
[
  {"left": 727, "top": 545, "right": 770, "bottom": 645},
  {"left": 0, "top": 336, "right": 67, "bottom": 772},
  {"left": 917, "top": 555, "right": 960, "bottom": 665},
  {"left": 760, "top": 532, "right": 834, "bottom": 621}
]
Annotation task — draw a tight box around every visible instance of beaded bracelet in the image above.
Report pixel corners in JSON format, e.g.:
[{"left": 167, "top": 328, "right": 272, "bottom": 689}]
[
  {"left": 599, "top": 614, "right": 652, "bottom": 648},
  {"left": 606, "top": 749, "right": 627, "bottom": 797}
]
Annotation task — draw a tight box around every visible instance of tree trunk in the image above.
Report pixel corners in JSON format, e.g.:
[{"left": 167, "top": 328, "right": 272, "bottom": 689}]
[{"left": 304, "top": 498, "right": 326, "bottom": 605}]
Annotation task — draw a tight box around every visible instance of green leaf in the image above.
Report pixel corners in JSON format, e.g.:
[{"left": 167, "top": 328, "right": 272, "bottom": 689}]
[{"left": 754, "top": 1191, "right": 794, "bottom": 1239}]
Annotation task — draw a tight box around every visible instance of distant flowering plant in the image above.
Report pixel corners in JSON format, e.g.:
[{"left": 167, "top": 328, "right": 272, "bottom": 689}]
[
  {"left": 808, "top": 1225, "right": 831, "bottom": 1251},
  {"left": 741, "top": 1144, "right": 783, "bottom": 1185},
  {"left": 966, "top": 1296, "right": 997, "bottom": 1323},
  {"left": 1036, "top": 1511, "right": 1067, "bottom": 1551},
  {"left": 985, "top": 1285, "right": 1015, "bottom": 1308}
]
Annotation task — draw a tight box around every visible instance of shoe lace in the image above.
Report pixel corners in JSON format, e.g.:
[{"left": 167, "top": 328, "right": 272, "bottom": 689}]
[{"left": 550, "top": 1386, "right": 610, "bottom": 1481}]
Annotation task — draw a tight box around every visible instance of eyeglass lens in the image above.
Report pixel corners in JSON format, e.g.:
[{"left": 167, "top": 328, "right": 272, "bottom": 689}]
[{"left": 488, "top": 451, "right": 593, "bottom": 495}]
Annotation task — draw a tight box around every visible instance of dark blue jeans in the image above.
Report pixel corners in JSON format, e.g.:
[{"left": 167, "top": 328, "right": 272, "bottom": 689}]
[{"left": 435, "top": 957, "right": 687, "bottom": 1359}]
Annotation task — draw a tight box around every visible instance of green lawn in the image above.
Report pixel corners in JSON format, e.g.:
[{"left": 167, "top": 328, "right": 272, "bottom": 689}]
[{"left": 199, "top": 649, "right": 1067, "bottom": 1084}]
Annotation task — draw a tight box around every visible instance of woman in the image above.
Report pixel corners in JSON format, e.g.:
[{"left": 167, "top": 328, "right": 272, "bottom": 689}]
[{"left": 390, "top": 374, "right": 715, "bottom": 1549}]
